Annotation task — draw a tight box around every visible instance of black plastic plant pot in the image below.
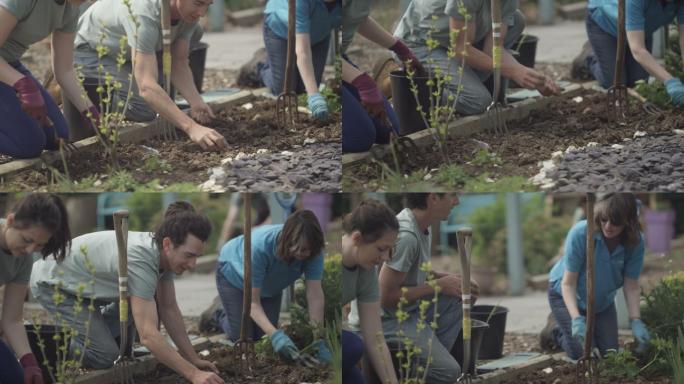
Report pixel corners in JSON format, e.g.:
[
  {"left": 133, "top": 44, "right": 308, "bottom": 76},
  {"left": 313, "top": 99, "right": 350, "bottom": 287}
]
[
  {"left": 450, "top": 318, "right": 489, "bottom": 375},
  {"left": 510, "top": 34, "right": 539, "bottom": 88},
  {"left": 25, "top": 324, "right": 65, "bottom": 384},
  {"left": 471, "top": 305, "right": 509, "bottom": 359},
  {"left": 389, "top": 69, "right": 434, "bottom": 136},
  {"left": 189, "top": 41, "right": 208, "bottom": 94}
]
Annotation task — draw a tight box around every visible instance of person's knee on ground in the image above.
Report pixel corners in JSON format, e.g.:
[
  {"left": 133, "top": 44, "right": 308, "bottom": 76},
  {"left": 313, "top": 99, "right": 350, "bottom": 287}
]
[
  {"left": 425, "top": 354, "right": 461, "bottom": 384},
  {"left": 448, "top": 87, "right": 493, "bottom": 115},
  {"left": 75, "top": 336, "right": 120, "bottom": 370},
  {"left": 342, "top": 84, "right": 377, "bottom": 153}
]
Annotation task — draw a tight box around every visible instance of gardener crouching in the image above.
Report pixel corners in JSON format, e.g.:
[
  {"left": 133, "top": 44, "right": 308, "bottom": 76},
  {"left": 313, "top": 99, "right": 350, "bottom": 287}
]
[
  {"left": 31, "top": 202, "right": 225, "bottom": 384},
  {"left": 540, "top": 193, "right": 652, "bottom": 360}
]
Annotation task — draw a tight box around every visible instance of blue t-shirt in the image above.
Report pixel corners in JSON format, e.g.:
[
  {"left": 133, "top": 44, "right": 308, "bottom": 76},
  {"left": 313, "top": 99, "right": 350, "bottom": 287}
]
[
  {"left": 218, "top": 224, "right": 324, "bottom": 298},
  {"left": 264, "top": 0, "right": 342, "bottom": 45},
  {"left": 589, "top": 0, "right": 684, "bottom": 37},
  {"left": 549, "top": 220, "right": 645, "bottom": 314}
]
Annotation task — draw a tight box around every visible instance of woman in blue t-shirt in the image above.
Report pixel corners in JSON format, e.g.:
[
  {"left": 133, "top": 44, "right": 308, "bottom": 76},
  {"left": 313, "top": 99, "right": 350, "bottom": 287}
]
[
  {"left": 215, "top": 209, "right": 330, "bottom": 363},
  {"left": 0, "top": 0, "right": 99, "bottom": 158},
  {"left": 580, "top": 0, "right": 684, "bottom": 107},
  {"left": 0, "top": 194, "right": 71, "bottom": 384},
  {"left": 540, "top": 193, "right": 651, "bottom": 360}
]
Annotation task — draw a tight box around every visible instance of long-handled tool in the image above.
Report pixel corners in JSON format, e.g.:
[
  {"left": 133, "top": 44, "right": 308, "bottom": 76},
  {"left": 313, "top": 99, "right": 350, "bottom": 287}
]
[
  {"left": 113, "top": 210, "right": 135, "bottom": 384},
  {"left": 607, "top": 0, "right": 630, "bottom": 121},
  {"left": 275, "top": 0, "right": 299, "bottom": 128},
  {"left": 158, "top": 0, "right": 179, "bottom": 140},
  {"left": 486, "top": 0, "right": 508, "bottom": 135},
  {"left": 576, "top": 193, "right": 599, "bottom": 384},
  {"left": 456, "top": 228, "right": 474, "bottom": 383},
  {"left": 237, "top": 193, "right": 254, "bottom": 373},
  {"left": 627, "top": 88, "right": 662, "bottom": 116}
]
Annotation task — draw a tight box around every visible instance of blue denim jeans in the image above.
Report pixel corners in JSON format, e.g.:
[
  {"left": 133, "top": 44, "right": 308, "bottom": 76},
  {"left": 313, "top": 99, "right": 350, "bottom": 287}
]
[
  {"left": 215, "top": 263, "right": 282, "bottom": 341},
  {"left": 260, "top": 23, "right": 330, "bottom": 95},
  {"left": 585, "top": 15, "right": 651, "bottom": 89},
  {"left": 0, "top": 61, "right": 69, "bottom": 158},
  {"left": 342, "top": 330, "right": 365, "bottom": 384},
  {"left": 0, "top": 339, "right": 23, "bottom": 383},
  {"left": 32, "top": 284, "right": 136, "bottom": 369},
  {"left": 548, "top": 284, "right": 619, "bottom": 360}
]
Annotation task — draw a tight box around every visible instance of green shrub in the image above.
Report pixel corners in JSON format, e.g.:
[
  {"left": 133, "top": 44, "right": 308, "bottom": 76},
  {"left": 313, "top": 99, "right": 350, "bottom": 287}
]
[
  {"left": 669, "top": 326, "right": 684, "bottom": 383},
  {"left": 642, "top": 271, "right": 684, "bottom": 341},
  {"left": 599, "top": 349, "right": 640, "bottom": 380}
]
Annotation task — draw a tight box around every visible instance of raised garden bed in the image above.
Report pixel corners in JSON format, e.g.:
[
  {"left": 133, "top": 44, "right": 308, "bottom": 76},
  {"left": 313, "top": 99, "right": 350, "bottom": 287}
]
[
  {"left": 0, "top": 90, "right": 340, "bottom": 192},
  {"left": 342, "top": 84, "right": 683, "bottom": 192}
]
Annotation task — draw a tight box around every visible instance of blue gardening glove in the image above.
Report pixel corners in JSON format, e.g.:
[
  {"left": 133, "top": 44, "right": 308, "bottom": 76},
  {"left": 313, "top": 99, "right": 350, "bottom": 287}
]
[
  {"left": 270, "top": 329, "right": 299, "bottom": 362},
  {"left": 307, "top": 92, "right": 329, "bottom": 120},
  {"left": 571, "top": 315, "right": 586, "bottom": 345},
  {"left": 312, "top": 339, "right": 332, "bottom": 364},
  {"left": 664, "top": 78, "right": 684, "bottom": 107},
  {"left": 630, "top": 319, "right": 651, "bottom": 352}
]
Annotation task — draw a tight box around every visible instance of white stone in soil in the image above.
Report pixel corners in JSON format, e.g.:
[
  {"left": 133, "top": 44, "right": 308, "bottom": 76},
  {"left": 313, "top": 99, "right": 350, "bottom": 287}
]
[
  {"left": 551, "top": 151, "right": 564, "bottom": 161},
  {"left": 674, "top": 129, "right": 684, "bottom": 136},
  {"left": 304, "top": 138, "right": 317, "bottom": 145},
  {"left": 93, "top": 179, "right": 103, "bottom": 187},
  {"left": 572, "top": 96, "right": 583, "bottom": 103},
  {"left": 256, "top": 148, "right": 269, "bottom": 154},
  {"left": 220, "top": 157, "right": 233, "bottom": 165},
  {"left": 611, "top": 144, "right": 624, "bottom": 150},
  {"left": 423, "top": 173, "right": 432, "bottom": 181},
  {"left": 586, "top": 142, "right": 599, "bottom": 147},
  {"left": 633, "top": 130, "right": 647, "bottom": 138},
  {"left": 235, "top": 152, "right": 248, "bottom": 160},
  {"left": 281, "top": 150, "right": 294, "bottom": 156},
  {"left": 241, "top": 102, "right": 254, "bottom": 110},
  {"left": 565, "top": 145, "right": 578, "bottom": 153}
]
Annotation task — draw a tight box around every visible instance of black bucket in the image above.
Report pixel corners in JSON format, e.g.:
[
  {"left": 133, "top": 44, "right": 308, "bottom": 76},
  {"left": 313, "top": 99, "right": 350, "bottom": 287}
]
[
  {"left": 189, "top": 42, "right": 208, "bottom": 93},
  {"left": 25, "top": 324, "right": 65, "bottom": 384},
  {"left": 509, "top": 34, "right": 539, "bottom": 88},
  {"left": 62, "top": 77, "right": 102, "bottom": 142},
  {"left": 450, "top": 318, "right": 489, "bottom": 375},
  {"left": 472, "top": 305, "right": 509, "bottom": 359},
  {"left": 389, "top": 69, "right": 434, "bottom": 136}
]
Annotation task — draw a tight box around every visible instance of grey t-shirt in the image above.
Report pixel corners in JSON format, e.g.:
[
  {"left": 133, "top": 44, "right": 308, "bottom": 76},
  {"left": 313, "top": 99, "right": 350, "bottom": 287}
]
[
  {"left": 0, "top": 0, "right": 79, "bottom": 62},
  {"left": 0, "top": 220, "right": 34, "bottom": 286},
  {"left": 31, "top": 231, "right": 174, "bottom": 302},
  {"left": 341, "top": 0, "right": 371, "bottom": 54},
  {"left": 382, "top": 208, "right": 432, "bottom": 316},
  {"left": 74, "top": 0, "right": 198, "bottom": 62},
  {"left": 343, "top": 264, "right": 379, "bottom": 306},
  {"left": 394, "top": 0, "right": 518, "bottom": 48}
]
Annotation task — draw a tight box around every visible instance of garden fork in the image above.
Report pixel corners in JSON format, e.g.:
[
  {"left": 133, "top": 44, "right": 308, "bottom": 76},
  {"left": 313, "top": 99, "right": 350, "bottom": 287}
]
[
  {"left": 46, "top": 117, "right": 79, "bottom": 155},
  {"left": 606, "top": 0, "right": 630, "bottom": 122},
  {"left": 576, "top": 194, "right": 599, "bottom": 384},
  {"left": 456, "top": 228, "right": 474, "bottom": 384},
  {"left": 486, "top": 0, "right": 507, "bottom": 136},
  {"left": 113, "top": 210, "right": 135, "bottom": 384},
  {"left": 157, "top": 0, "right": 179, "bottom": 140},
  {"left": 627, "top": 88, "right": 663, "bottom": 116},
  {"left": 236, "top": 194, "right": 255, "bottom": 373},
  {"left": 275, "top": 0, "right": 299, "bottom": 128}
]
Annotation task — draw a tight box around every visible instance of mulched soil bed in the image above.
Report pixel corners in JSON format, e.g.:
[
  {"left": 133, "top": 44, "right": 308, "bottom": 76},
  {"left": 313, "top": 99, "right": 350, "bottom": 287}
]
[
  {"left": 344, "top": 89, "right": 683, "bottom": 191},
  {"left": 498, "top": 360, "right": 672, "bottom": 384},
  {"left": 3, "top": 99, "right": 340, "bottom": 191},
  {"left": 136, "top": 347, "right": 330, "bottom": 384}
]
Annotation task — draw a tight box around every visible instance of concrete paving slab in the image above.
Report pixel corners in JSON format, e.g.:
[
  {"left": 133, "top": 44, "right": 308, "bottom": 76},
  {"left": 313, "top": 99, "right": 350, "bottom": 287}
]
[
  {"left": 202, "top": 26, "right": 265, "bottom": 70},
  {"left": 526, "top": 20, "right": 587, "bottom": 64},
  {"left": 476, "top": 290, "right": 550, "bottom": 334},
  {"left": 174, "top": 272, "right": 219, "bottom": 317}
]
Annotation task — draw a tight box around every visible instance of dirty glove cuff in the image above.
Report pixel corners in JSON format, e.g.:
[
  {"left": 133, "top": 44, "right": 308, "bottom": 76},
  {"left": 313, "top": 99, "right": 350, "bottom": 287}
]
[{"left": 389, "top": 39, "right": 424, "bottom": 74}]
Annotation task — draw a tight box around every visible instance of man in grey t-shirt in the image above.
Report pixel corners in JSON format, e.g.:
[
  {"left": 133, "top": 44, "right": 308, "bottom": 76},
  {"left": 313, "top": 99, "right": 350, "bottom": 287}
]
[
  {"left": 379, "top": 193, "right": 478, "bottom": 384},
  {"left": 31, "top": 208, "right": 224, "bottom": 384},
  {"left": 395, "top": 0, "right": 560, "bottom": 115},
  {"left": 73, "top": 0, "right": 227, "bottom": 151}
]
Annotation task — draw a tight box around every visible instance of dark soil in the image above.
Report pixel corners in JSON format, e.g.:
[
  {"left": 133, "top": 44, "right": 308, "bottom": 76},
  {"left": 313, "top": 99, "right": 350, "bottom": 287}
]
[
  {"left": 136, "top": 347, "right": 331, "bottom": 384},
  {"left": 344, "top": 89, "right": 684, "bottom": 191},
  {"left": 2, "top": 98, "right": 340, "bottom": 191},
  {"left": 498, "top": 360, "right": 672, "bottom": 384}
]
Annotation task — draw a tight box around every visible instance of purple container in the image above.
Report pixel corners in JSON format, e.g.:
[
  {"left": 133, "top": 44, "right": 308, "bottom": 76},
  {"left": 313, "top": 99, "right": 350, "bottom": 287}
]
[
  {"left": 644, "top": 209, "right": 676, "bottom": 254},
  {"left": 301, "top": 193, "right": 332, "bottom": 233}
]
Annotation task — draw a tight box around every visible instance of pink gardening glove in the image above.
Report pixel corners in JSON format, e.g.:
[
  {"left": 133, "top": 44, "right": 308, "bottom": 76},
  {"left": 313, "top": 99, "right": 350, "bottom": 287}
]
[
  {"left": 13, "top": 76, "right": 48, "bottom": 125},
  {"left": 351, "top": 73, "right": 386, "bottom": 120},
  {"left": 390, "top": 39, "right": 425, "bottom": 75},
  {"left": 20, "top": 353, "right": 44, "bottom": 384}
]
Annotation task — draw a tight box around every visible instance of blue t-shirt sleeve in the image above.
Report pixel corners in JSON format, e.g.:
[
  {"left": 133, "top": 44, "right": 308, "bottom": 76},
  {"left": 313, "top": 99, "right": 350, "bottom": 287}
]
[
  {"left": 564, "top": 222, "right": 587, "bottom": 273},
  {"left": 626, "top": 0, "right": 646, "bottom": 31},
  {"left": 304, "top": 251, "right": 324, "bottom": 280},
  {"left": 295, "top": 0, "right": 313, "bottom": 34},
  {"left": 623, "top": 234, "right": 645, "bottom": 279}
]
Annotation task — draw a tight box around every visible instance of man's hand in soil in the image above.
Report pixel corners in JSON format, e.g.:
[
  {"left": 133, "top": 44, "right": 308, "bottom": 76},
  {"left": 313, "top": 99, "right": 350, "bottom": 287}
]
[
  {"left": 191, "top": 369, "right": 224, "bottom": 384},
  {"left": 270, "top": 329, "right": 299, "bottom": 362},
  {"left": 187, "top": 124, "right": 227, "bottom": 151},
  {"left": 390, "top": 39, "right": 425, "bottom": 75},
  {"left": 190, "top": 102, "right": 216, "bottom": 125},
  {"left": 435, "top": 274, "right": 479, "bottom": 300},
  {"left": 571, "top": 315, "right": 586, "bottom": 345},
  {"left": 665, "top": 78, "right": 684, "bottom": 107},
  {"left": 351, "top": 73, "right": 386, "bottom": 120},
  {"left": 509, "top": 65, "right": 546, "bottom": 91},
  {"left": 538, "top": 76, "right": 561, "bottom": 96},
  {"left": 192, "top": 358, "right": 220, "bottom": 374},
  {"left": 307, "top": 93, "right": 330, "bottom": 120}
]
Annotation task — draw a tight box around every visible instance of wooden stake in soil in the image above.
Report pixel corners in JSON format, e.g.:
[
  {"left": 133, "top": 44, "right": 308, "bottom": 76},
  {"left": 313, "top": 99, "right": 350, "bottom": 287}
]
[
  {"left": 158, "top": 0, "right": 179, "bottom": 140},
  {"left": 113, "top": 210, "right": 135, "bottom": 384},
  {"left": 237, "top": 193, "right": 254, "bottom": 373},
  {"left": 457, "top": 228, "right": 474, "bottom": 383},
  {"left": 576, "top": 193, "right": 598, "bottom": 384}
]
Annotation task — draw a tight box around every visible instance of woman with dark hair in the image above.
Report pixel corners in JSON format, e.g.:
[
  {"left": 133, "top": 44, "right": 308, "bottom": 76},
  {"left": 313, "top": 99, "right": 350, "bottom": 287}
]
[
  {"left": 575, "top": 0, "right": 684, "bottom": 106},
  {"left": 0, "top": 0, "right": 99, "bottom": 158},
  {"left": 540, "top": 193, "right": 651, "bottom": 360},
  {"left": 215, "top": 209, "right": 329, "bottom": 363},
  {"left": 0, "top": 193, "right": 71, "bottom": 384},
  {"left": 31, "top": 201, "right": 225, "bottom": 384},
  {"left": 342, "top": 199, "right": 399, "bottom": 384}
]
